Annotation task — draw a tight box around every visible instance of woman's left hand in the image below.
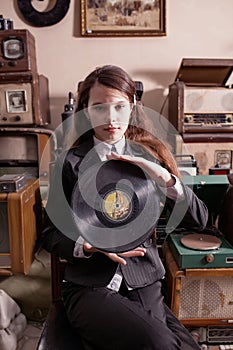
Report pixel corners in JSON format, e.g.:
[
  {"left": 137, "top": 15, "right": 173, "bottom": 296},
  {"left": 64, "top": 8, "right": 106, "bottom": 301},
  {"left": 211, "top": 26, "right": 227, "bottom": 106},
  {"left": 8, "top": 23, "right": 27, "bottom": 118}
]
[
  {"left": 107, "top": 153, "right": 175, "bottom": 187},
  {"left": 84, "top": 242, "right": 146, "bottom": 265}
]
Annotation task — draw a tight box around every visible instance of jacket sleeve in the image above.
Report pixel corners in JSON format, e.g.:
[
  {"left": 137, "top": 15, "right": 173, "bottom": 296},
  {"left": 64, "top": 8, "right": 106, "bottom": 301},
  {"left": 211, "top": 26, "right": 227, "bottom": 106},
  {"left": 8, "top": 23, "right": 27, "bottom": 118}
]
[
  {"left": 36, "top": 152, "right": 78, "bottom": 263},
  {"left": 164, "top": 182, "right": 209, "bottom": 232},
  {"left": 38, "top": 214, "right": 76, "bottom": 263},
  {"left": 129, "top": 141, "right": 209, "bottom": 232}
]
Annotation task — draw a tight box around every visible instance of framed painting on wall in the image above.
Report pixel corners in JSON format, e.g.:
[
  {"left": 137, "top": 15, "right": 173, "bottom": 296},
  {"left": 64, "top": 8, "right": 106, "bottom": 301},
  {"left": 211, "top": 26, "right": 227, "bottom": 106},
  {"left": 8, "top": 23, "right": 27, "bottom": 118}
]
[{"left": 81, "top": 0, "right": 166, "bottom": 37}]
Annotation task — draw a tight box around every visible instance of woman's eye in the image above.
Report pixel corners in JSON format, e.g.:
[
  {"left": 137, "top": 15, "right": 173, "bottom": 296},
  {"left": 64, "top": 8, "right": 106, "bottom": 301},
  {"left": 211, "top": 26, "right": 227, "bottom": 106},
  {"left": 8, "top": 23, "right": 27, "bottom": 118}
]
[
  {"left": 115, "top": 104, "right": 126, "bottom": 111},
  {"left": 91, "top": 105, "right": 105, "bottom": 112}
]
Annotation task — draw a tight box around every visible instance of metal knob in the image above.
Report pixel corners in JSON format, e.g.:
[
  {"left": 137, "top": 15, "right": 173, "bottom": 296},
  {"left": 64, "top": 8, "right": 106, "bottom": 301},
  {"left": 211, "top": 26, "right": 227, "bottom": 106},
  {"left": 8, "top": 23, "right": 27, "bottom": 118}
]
[{"left": 205, "top": 254, "right": 214, "bottom": 263}]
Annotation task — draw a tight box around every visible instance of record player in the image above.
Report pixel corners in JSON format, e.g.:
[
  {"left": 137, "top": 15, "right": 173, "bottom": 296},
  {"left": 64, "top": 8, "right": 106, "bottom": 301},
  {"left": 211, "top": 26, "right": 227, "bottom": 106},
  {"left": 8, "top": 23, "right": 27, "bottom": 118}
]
[{"left": 167, "top": 233, "right": 233, "bottom": 269}]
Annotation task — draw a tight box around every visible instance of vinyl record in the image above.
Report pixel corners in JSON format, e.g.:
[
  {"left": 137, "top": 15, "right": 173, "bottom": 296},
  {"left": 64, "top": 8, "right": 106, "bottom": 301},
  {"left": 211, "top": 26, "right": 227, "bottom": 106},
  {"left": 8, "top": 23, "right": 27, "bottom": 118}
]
[{"left": 71, "top": 159, "right": 162, "bottom": 253}]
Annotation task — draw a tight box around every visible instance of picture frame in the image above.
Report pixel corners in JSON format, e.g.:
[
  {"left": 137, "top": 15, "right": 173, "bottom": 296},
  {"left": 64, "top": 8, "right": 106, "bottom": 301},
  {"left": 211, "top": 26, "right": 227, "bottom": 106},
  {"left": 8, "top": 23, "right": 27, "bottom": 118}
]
[
  {"left": 81, "top": 0, "right": 166, "bottom": 37},
  {"left": 6, "top": 90, "right": 27, "bottom": 113}
]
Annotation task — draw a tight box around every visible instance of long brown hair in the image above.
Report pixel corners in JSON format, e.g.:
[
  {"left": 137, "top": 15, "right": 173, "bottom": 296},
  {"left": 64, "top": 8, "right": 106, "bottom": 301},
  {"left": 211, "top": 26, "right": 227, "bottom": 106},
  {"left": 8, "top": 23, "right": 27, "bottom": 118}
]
[{"left": 74, "top": 65, "right": 180, "bottom": 178}]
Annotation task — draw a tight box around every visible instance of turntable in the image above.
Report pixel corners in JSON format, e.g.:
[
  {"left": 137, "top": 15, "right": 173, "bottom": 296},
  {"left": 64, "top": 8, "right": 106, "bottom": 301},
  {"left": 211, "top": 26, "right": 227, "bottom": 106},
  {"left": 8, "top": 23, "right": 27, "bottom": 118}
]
[{"left": 167, "top": 233, "right": 233, "bottom": 269}]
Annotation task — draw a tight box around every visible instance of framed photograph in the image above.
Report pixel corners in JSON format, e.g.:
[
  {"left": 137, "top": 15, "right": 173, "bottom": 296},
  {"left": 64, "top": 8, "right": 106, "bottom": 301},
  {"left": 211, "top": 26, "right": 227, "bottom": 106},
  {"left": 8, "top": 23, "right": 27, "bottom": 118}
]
[
  {"left": 6, "top": 90, "right": 27, "bottom": 113},
  {"left": 81, "top": 0, "right": 166, "bottom": 37}
]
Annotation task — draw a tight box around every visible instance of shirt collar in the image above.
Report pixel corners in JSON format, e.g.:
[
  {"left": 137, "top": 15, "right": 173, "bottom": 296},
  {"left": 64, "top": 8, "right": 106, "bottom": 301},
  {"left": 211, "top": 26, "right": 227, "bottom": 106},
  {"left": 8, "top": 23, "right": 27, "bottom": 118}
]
[{"left": 93, "top": 136, "right": 126, "bottom": 161}]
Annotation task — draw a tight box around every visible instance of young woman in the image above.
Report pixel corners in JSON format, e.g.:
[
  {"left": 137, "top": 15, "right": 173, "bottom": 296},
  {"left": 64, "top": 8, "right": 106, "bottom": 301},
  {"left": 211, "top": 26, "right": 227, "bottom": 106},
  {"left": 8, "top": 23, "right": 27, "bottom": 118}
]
[{"left": 40, "top": 65, "right": 208, "bottom": 349}]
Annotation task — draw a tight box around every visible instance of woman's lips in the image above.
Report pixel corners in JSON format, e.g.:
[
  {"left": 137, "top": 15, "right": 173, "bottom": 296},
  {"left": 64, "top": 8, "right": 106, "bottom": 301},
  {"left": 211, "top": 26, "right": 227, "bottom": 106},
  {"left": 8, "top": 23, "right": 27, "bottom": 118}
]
[{"left": 104, "top": 126, "right": 120, "bottom": 131}]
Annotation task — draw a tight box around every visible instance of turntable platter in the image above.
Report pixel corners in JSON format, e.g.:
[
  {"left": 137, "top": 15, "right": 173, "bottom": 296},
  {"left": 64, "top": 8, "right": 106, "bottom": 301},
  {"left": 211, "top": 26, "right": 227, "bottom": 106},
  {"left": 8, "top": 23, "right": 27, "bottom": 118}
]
[{"left": 181, "top": 234, "right": 222, "bottom": 250}]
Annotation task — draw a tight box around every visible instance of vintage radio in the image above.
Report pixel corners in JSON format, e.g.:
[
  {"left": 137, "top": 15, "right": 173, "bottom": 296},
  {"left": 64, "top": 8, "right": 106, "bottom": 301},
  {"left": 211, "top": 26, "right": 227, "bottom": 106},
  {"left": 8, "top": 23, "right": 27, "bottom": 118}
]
[
  {"left": 0, "top": 29, "right": 37, "bottom": 73},
  {"left": 168, "top": 58, "right": 233, "bottom": 134},
  {"left": 0, "top": 128, "right": 57, "bottom": 187},
  {"left": 0, "top": 72, "right": 50, "bottom": 126},
  {"left": 0, "top": 178, "right": 42, "bottom": 275},
  {"left": 164, "top": 243, "right": 233, "bottom": 327},
  {"left": 175, "top": 133, "right": 233, "bottom": 175}
]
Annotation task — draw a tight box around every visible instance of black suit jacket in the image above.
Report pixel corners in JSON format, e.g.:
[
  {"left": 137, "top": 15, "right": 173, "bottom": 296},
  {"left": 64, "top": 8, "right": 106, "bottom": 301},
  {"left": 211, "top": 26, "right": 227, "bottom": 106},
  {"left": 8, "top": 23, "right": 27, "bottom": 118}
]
[{"left": 39, "top": 138, "right": 208, "bottom": 288}]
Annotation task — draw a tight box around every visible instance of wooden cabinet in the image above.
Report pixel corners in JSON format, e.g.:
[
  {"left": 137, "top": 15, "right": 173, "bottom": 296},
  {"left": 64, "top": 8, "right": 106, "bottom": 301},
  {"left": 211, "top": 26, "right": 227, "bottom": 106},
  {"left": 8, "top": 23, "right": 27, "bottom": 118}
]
[
  {"left": 164, "top": 243, "right": 233, "bottom": 327},
  {"left": 0, "top": 179, "right": 42, "bottom": 275}
]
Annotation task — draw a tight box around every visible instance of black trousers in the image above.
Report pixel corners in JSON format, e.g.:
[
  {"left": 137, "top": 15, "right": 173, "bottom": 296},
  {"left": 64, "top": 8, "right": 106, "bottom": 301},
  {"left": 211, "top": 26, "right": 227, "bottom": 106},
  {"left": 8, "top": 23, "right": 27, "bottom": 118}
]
[{"left": 62, "top": 280, "right": 200, "bottom": 350}]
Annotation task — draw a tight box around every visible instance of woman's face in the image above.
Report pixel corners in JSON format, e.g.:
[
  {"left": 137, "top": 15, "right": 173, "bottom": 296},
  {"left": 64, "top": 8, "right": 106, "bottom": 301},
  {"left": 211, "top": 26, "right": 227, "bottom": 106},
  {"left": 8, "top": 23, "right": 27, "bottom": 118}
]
[{"left": 86, "top": 83, "right": 132, "bottom": 143}]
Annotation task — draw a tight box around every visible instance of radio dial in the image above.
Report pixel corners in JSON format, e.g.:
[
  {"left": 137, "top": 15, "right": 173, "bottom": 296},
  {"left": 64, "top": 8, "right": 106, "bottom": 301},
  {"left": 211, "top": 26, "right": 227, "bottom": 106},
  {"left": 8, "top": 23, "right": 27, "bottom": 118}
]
[{"left": 184, "top": 116, "right": 192, "bottom": 123}]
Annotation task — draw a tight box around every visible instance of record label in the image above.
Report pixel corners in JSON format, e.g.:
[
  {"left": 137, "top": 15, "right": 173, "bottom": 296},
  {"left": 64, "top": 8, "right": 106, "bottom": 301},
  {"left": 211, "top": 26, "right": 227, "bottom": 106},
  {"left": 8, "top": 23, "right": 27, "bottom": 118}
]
[{"left": 101, "top": 189, "right": 132, "bottom": 222}]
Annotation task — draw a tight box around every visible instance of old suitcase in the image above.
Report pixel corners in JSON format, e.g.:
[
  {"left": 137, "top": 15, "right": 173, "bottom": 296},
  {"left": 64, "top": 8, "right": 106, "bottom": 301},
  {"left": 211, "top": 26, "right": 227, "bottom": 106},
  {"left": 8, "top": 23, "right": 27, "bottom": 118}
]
[{"left": 0, "top": 178, "right": 42, "bottom": 275}]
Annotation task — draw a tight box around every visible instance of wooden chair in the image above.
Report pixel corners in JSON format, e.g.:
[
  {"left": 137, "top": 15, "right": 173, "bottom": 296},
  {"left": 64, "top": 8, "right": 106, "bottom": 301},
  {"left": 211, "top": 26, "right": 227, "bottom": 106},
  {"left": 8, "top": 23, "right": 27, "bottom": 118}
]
[{"left": 36, "top": 253, "right": 85, "bottom": 350}]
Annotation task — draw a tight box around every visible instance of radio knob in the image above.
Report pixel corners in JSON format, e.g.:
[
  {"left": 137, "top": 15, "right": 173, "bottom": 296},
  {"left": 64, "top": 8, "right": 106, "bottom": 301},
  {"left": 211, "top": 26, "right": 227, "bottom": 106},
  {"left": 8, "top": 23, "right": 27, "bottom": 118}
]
[
  {"left": 14, "top": 115, "right": 21, "bottom": 122},
  {"left": 227, "top": 117, "right": 232, "bottom": 123},
  {"left": 2, "top": 116, "right": 7, "bottom": 121},
  {"left": 0, "top": 62, "right": 4, "bottom": 67},
  {"left": 8, "top": 61, "right": 17, "bottom": 66},
  {"left": 184, "top": 116, "right": 190, "bottom": 123},
  {"left": 205, "top": 254, "right": 214, "bottom": 263}
]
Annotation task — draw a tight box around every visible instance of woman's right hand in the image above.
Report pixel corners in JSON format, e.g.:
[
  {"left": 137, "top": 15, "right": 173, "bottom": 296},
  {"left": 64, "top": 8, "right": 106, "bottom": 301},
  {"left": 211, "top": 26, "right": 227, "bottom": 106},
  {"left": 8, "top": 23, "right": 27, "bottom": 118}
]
[
  {"left": 107, "top": 153, "right": 175, "bottom": 187},
  {"left": 83, "top": 242, "right": 146, "bottom": 265}
]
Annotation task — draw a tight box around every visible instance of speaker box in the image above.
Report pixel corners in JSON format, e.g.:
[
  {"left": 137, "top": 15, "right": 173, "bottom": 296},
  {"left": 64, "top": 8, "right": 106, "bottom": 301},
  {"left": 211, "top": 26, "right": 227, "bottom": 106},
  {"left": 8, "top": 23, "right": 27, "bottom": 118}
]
[
  {"left": 164, "top": 243, "right": 233, "bottom": 327},
  {"left": 0, "top": 178, "right": 42, "bottom": 275}
]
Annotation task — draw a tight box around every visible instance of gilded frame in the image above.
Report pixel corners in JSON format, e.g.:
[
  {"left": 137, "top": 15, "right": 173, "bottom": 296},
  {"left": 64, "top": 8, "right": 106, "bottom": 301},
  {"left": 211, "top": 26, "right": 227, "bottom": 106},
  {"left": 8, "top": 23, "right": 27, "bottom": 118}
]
[{"left": 81, "top": 0, "right": 166, "bottom": 37}]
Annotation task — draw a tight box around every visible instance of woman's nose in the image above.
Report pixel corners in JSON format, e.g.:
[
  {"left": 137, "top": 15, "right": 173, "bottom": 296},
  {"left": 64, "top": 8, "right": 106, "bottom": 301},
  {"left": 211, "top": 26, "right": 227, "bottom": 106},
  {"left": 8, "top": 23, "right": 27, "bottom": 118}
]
[{"left": 106, "top": 105, "right": 117, "bottom": 123}]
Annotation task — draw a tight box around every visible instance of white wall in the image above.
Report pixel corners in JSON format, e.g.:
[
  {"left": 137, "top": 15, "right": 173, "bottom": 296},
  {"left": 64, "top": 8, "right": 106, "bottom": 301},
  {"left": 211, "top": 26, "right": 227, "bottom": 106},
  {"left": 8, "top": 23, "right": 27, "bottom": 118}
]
[{"left": 1, "top": 0, "right": 233, "bottom": 129}]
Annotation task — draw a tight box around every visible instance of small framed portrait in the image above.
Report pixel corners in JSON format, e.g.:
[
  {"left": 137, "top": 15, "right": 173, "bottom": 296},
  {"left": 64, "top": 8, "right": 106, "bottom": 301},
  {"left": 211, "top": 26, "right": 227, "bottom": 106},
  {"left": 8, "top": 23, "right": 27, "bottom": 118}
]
[
  {"left": 81, "top": 0, "right": 166, "bottom": 37},
  {"left": 214, "top": 150, "right": 232, "bottom": 169},
  {"left": 6, "top": 90, "right": 27, "bottom": 113}
]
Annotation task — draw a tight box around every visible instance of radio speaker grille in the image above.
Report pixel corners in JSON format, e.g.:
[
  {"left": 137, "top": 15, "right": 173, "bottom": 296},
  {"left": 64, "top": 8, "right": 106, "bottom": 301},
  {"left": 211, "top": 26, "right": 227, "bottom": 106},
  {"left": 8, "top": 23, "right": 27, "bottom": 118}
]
[
  {"left": 165, "top": 243, "right": 233, "bottom": 326},
  {"left": 179, "top": 277, "right": 233, "bottom": 319}
]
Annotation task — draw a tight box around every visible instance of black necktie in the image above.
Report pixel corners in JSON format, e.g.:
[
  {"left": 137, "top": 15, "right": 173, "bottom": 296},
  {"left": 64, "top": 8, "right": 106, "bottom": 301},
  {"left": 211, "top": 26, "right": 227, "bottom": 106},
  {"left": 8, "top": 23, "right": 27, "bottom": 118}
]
[{"left": 111, "top": 144, "right": 117, "bottom": 153}]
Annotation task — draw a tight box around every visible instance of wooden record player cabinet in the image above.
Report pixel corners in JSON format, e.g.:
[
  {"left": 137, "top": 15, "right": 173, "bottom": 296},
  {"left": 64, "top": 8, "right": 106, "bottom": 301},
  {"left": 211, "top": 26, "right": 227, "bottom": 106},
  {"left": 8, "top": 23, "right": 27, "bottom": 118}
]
[{"left": 164, "top": 243, "right": 233, "bottom": 327}]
